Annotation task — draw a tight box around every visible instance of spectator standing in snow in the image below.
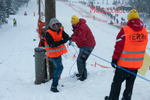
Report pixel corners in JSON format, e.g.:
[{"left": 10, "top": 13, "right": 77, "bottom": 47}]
[
  {"left": 13, "top": 18, "right": 17, "bottom": 27},
  {"left": 105, "top": 9, "right": 148, "bottom": 100},
  {"left": 116, "top": 19, "right": 119, "bottom": 24},
  {"left": 70, "top": 15, "right": 96, "bottom": 81},
  {"left": 33, "top": 11, "right": 35, "bottom": 16},
  {"left": 109, "top": 20, "right": 113, "bottom": 25},
  {"left": 24, "top": 11, "right": 27, "bottom": 16},
  {"left": 93, "top": 15, "right": 95, "bottom": 20},
  {"left": 44, "top": 18, "right": 69, "bottom": 93}
]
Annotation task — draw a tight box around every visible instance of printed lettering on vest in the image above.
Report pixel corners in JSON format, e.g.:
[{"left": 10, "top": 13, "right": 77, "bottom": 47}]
[{"left": 130, "top": 33, "right": 147, "bottom": 42}]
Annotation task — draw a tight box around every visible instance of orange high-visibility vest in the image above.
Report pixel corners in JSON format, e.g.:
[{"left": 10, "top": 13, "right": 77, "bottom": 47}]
[
  {"left": 45, "top": 27, "right": 67, "bottom": 58},
  {"left": 117, "top": 26, "right": 148, "bottom": 69}
]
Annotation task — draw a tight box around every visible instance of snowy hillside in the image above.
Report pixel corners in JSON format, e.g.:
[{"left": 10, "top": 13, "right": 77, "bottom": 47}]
[{"left": 0, "top": 0, "right": 150, "bottom": 100}]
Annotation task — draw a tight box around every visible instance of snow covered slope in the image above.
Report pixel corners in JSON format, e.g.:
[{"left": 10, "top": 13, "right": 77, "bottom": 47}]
[{"left": 0, "top": 0, "right": 150, "bottom": 100}]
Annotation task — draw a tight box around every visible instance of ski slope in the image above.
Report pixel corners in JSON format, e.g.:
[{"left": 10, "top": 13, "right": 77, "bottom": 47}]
[{"left": 0, "top": 0, "right": 150, "bottom": 100}]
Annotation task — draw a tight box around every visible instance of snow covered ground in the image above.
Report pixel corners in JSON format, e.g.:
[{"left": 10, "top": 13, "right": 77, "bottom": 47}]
[{"left": 0, "top": 0, "right": 150, "bottom": 100}]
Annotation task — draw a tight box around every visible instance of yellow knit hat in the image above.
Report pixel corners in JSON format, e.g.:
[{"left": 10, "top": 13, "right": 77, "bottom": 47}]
[
  {"left": 127, "top": 9, "right": 139, "bottom": 21},
  {"left": 71, "top": 15, "right": 79, "bottom": 24}
]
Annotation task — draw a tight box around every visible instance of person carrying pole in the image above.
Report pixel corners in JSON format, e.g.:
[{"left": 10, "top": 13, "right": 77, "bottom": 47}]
[{"left": 105, "top": 9, "right": 148, "bottom": 100}]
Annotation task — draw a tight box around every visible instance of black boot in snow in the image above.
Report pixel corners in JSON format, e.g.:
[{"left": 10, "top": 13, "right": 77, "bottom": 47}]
[
  {"left": 104, "top": 96, "right": 110, "bottom": 100},
  {"left": 50, "top": 87, "right": 59, "bottom": 93},
  {"left": 77, "top": 77, "right": 86, "bottom": 81},
  {"left": 76, "top": 74, "right": 80, "bottom": 77},
  {"left": 121, "top": 98, "right": 125, "bottom": 100}
]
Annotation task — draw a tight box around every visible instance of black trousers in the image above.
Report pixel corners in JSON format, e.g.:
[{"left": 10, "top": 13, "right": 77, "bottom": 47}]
[
  {"left": 109, "top": 67, "right": 137, "bottom": 100},
  {"left": 77, "top": 46, "right": 95, "bottom": 79}
]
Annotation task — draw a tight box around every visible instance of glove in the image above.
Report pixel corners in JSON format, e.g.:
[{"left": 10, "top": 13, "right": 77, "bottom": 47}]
[
  {"left": 68, "top": 37, "right": 72, "bottom": 45},
  {"left": 72, "top": 29, "right": 74, "bottom": 32},
  {"left": 59, "top": 37, "right": 71, "bottom": 45},
  {"left": 111, "top": 59, "right": 118, "bottom": 68},
  {"left": 69, "top": 37, "right": 72, "bottom": 40},
  {"left": 69, "top": 40, "right": 72, "bottom": 46}
]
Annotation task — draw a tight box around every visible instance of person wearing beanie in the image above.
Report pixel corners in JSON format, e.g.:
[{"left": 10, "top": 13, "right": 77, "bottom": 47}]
[
  {"left": 105, "top": 9, "right": 148, "bottom": 100},
  {"left": 70, "top": 15, "right": 96, "bottom": 81},
  {"left": 127, "top": 9, "right": 139, "bottom": 21},
  {"left": 71, "top": 15, "right": 79, "bottom": 25},
  {"left": 44, "top": 18, "right": 70, "bottom": 93}
]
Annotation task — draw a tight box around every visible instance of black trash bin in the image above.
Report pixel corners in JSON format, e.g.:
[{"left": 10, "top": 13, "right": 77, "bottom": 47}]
[{"left": 34, "top": 47, "right": 47, "bottom": 85}]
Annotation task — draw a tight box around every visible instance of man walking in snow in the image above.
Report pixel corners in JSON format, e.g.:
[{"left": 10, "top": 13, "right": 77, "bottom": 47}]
[
  {"left": 13, "top": 18, "right": 17, "bottom": 27},
  {"left": 105, "top": 9, "right": 148, "bottom": 100},
  {"left": 70, "top": 15, "right": 96, "bottom": 81},
  {"left": 44, "top": 18, "right": 70, "bottom": 93}
]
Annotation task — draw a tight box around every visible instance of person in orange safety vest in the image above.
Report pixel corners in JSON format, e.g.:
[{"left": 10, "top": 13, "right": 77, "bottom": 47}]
[
  {"left": 33, "top": 11, "right": 35, "bottom": 16},
  {"left": 105, "top": 9, "right": 148, "bottom": 100},
  {"left": 44, "top": 18, "right": 70, "bottom": 93}
]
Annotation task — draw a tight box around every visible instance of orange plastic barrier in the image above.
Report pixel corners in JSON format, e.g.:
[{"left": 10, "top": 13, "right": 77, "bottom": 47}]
[{"left": 37, "top": 20, "right": 45, "bottom": 47}]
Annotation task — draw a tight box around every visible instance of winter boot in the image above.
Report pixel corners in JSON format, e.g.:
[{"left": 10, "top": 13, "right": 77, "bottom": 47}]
[
  {"left": 121, "top": 98, "right": 125, "bottom": 100},
  {"left": 50, "top": 87, "right": 59, "bottom": 93},
  {"left": 77, "top": 77, "right": 86, "bottom": 81},
  {"left": 105, "top": 96, "right": 110, "bottom": 100},
  {"left": 76, "top": 74, "right": 80, "bottom": 77}
]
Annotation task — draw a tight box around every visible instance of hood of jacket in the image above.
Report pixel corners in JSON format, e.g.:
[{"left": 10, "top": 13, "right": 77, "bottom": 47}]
[
  {"left": 76, "top": 18, "right": 86, "bottom": 28},
  {"left": 127, "top": 18, "right": 144, "bottom": 31},
  {"left": 48, "top": 18, "right": 62, "bottom": 31}
]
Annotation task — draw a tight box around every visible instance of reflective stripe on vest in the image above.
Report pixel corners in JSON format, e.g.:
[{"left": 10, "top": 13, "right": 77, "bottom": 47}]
[
  {"left": 120, "top": 57, "right": 144, "bottom": 61},
  {"left": 45, "top": 45, "right": 66, "bottom": 52},
  {"left": 44, "top": 27, "right": 67, "bottom": 58},
  {"left": 117, "top": 26, "right": 148, "bottom": 69},
  {"left": 122, "top": 51, "right": 145, "bottom": 54}
]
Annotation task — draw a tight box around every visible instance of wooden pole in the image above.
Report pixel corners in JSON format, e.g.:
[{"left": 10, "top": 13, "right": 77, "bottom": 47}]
[
  {"left": 45, "top": 0, "right": 55, "bottom": 28},
  {"left": 45, "top": 0, "right": 55, "bottom": 80}
]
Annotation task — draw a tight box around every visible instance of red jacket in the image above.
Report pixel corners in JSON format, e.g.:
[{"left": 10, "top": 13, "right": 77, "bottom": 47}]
[
  {"left": 71, "top": 19, "right": 96, "bottom": 48},
  {"left": 112, "top": 18, "right": 145, "bottom": 60}
]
